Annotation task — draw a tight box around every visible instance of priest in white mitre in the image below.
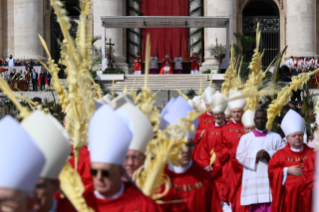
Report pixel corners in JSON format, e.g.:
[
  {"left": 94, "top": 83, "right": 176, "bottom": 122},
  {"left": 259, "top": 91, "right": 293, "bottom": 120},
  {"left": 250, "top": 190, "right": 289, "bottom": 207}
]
[
  {"left": 21, "top": 111, "right": 73, "bottom": 212},
  {"left": 115, "top": 98, "right": 153, "bottom": 178},
  {"left": 149, "top": 53, "right": 159, "bottom": 74},
  {"left": 236, "top": 109, "right": 285, "bottom": 212},
  {"left": 0, "top": 116, "right": 45, "bottom": 212}
]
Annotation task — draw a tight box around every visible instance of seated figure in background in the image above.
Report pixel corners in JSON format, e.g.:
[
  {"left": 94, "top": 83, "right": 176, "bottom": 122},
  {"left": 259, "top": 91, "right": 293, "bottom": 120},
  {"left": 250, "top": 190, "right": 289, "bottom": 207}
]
[{"left": 159, "top": 55, "right": 173, "bottom": 75}]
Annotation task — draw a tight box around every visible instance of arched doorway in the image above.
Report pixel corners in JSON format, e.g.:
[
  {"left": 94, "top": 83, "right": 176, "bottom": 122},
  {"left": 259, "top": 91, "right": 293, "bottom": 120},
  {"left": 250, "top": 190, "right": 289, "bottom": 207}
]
[
  {"left": 242, "top": 0, "right": 280, "bottom": 68},
  {"left": 50, "top": 0, "right": 79, "bottom": 77}
]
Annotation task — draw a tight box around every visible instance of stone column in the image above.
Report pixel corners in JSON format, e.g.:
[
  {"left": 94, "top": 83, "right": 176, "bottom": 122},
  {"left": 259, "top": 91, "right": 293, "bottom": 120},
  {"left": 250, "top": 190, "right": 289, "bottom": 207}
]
[
  {"left": 201, "top": 0, "right": 237, "bottom": 71},
  {"left": 286, "top": 0, "right": 317, "bottom": 57},
  {"left": 93, "top": 0, "right": 128, "bottom": 73},
  {"left": 14, "top": 0, "right": 44, "bottom": 59}
]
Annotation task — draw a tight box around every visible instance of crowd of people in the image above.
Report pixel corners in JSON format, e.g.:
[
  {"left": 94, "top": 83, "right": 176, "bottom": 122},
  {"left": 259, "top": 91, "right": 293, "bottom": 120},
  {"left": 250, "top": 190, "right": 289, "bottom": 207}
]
[
  {"left": 0, "top": 55, "right": 52, "bottom": 91},
  {"left": 0, "top": 83, "right": 318, "bottom": 212}
]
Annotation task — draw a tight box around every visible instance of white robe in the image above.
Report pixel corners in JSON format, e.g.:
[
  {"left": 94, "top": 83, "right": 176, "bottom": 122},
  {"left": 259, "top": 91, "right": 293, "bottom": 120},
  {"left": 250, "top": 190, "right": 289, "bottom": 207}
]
[
  {"left": 236, "top": 131, "right": 285, "bottom": 205},
  {"left": 174, "top": 57, "right": 183, "bottom": 70},
  {"left": 150, "top": 56, "right": 159, "bottom": 69},
  {"left": 102, "top": 58, "right": 108, "bottom": 70}
]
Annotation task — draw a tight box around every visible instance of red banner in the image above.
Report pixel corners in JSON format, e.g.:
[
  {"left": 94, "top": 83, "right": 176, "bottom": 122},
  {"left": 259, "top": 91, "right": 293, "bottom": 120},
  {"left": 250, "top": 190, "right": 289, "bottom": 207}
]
[{"left": 141, "top": 0, "right": 189, "bottom": 61}]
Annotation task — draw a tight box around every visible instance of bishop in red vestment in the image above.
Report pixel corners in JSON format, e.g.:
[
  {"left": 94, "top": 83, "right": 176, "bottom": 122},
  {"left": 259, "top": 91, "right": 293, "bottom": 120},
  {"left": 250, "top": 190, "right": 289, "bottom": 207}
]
[
  {"left": 157, "top": 95, "right": 222, "bottom": 212},
  {"left": 85, "top": 105, "right": 162, "bottom": 212},
  {"left": 190, "top": 53, "right": 200, "bottom": 74},
  {"left": 216, "top": 90, "right": 247, "bottom": 212},
  {"left": 268, "top": 109, "right": 315, "bottom": 212},
  {"left": 20, "top": 111, "right": 77, "bottom": 212},
  {"left": 159, "top": 55, "right": 173, "bottom": 74},
  {"left": 194, "top": 92, "right": 229, "bottom": 202},
  {"left": 158, "top": 139, "right": 223, "bottom": 212},
  {"left": 84, "top": 182, "right": 162, "bottom": 212},
  {"left": 133, "top": 52, "right": 142, "bottom": 75},
  {"left": 192, "top": 87, "right": 215, "bottom": 156}
]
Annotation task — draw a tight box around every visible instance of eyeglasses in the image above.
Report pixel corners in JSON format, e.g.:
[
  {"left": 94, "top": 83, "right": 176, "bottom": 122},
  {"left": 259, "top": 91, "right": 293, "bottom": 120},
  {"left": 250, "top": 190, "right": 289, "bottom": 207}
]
[
  {"left": 90, "top": 169, "right": 110, "bottom": 178},
  {"left": 213, "top": 113, "right": 223, "bottom": 117}
]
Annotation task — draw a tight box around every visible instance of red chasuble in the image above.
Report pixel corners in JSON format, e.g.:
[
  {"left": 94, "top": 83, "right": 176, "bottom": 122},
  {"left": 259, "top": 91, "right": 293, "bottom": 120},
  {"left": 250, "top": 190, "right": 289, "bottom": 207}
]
[
  {"left": 190, "top": 56, "right": 200, "bottom": 71},
  {"left": 268, "top": 144, "right": 315, "bottom": 212},
  {"left": 302, "top": 151, "right": 316, "bottom": 212},
  {"left": 69, "top": 146, "right": 93, "bottom": 191},
  {"left": 84, "top": 182, "right": 163, "bottom": 212},
  {"left": 133, "top": 57, "right": 142, "bottom": 71},
  {"left": 194, "top": 123, "right": 228, "bottom": 202},
  {"left": 192, "top": 112, "right": 214, "bottom": 157},
  {"left": 216, "top": 120, "right": 247, "bottom": 212},
  {"left": 159, "top": 59, "right": 173, "bottom": 74},
  {"left": 158, "top": 162, "right": 223, "bottom": 212}
]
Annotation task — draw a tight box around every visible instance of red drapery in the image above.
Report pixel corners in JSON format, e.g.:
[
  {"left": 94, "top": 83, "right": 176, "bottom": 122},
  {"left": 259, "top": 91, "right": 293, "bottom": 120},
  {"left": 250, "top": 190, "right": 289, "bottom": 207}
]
[{"left": 141, "top": 0, "right": 189, "bottom": 61}]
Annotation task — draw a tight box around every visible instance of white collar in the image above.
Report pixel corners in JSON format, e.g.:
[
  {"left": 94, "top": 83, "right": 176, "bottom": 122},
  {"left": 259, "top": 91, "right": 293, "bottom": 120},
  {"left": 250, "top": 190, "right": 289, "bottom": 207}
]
[
  {"left": 215, "top": 120, "right": 225, "bottom": 127},
  {"left": 47, "top": 199, "right": 57, "bottom": 212},
  {"left": 232, "top": 119, "right": 238, "bottom": 124},
  {"left": 290, "top": 145, "right": 304, "bottom": 152},
  {"left": 256, "top": 128, "right": 266, "bottom": 133},
  {"left": 94, "top": 182, "right": 124, "bottom": 200},
  {"left": 168, "top": 160, "right": 193, "bottom": 174},
  {"left": 206, "top": 112, "right": 213, "bottom": 116}
]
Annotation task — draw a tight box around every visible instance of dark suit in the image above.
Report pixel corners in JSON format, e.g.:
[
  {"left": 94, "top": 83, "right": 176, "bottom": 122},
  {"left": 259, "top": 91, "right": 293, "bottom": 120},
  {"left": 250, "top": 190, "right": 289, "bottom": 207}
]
[
  {"left": 31, "top": 72, "right": 38, "bottom": 91},
  {"left": 40, "top": 72, "right": 47, "bottom": 90},
  {"left": 291, "top": 69, "right": 302, "bottom": 101}
]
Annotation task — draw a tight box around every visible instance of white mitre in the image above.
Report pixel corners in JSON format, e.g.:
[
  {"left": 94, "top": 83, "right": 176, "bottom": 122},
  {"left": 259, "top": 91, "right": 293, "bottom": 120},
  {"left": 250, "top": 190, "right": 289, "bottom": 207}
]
[
  {"left": 110, "top": 93, "right": 134, "bottom": 110},
  {"left": 89, "top": 105, "right": 132, "bottom": 165},
  {"left": 116, "top": 102, "right": 153, "bottom": 153},
  {"left": 224, "top": 106, "right": 231, "bottom": 116},
  {"left": 242, "top": 110, "right": 255, "bottom": 128},
  {"left": 21, "top": 111, "right": 70, "bottom": 179},
  {"left": 202, "top": 87, "right": 216, "bottom": 104},
  {"left": 0, "top": 116, "right": 45, "bottom": 193},
  {"left": 160, "top": 96, "right": 199, "bottom": 139},
  {"left": 161, "top": 98, "right": 176, "bottom": 117},
  {"left": 211, "top": 92, "right": 227, "bottom": 112},
  {"left": 228, "top": 89, "right": 246, "bottom": 110},
  {"left": 281, "top": 109, "right": 305, "bottom": 136},
  {"left": 192, "top": 96, "right": 206, "bottom": 112}
]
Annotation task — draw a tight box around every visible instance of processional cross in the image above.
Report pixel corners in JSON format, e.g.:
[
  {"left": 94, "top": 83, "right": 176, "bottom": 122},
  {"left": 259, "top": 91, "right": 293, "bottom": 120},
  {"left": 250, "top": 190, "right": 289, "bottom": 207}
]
[{"left": 106, "top": 38, "right": 115, "bottom": 55}]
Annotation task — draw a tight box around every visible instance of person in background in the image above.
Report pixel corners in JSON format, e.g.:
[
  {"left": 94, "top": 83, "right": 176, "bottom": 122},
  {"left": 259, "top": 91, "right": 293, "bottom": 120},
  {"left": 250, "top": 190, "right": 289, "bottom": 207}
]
[
  {"left": 291, "top": 66, "right": 302, "bottom": 101},
  {"left": 149, "top": 53, "right": 159, "bottom": 74},
  {"left": 133, "top": 52, "right": 142, "bottom": 75},
  {"left": 47, "top": 71, "right": 52, "bottom": 89},
  {"left": 32, "top": 69, "right": 38, "bottom": 91},
  {"left": 159, "top": 55, "right": 173, "bottom": 75},
  {"left": 190, "top": 53, "right": 200, "bottom": 74},
  {"left": 220, "top": 54, "right": 229, "bottom": 73},
  {"left": 7, "top": 55, "right": 15, "bottom": 67},
  {"left": 39, "top": 69, "right": 47, "bottom": 91},
  {"left": 174, "top": 53, "right": 183, "bottom": 74},
  {"left": 102, "top": 54, "right": 108, "bottom": 71}
]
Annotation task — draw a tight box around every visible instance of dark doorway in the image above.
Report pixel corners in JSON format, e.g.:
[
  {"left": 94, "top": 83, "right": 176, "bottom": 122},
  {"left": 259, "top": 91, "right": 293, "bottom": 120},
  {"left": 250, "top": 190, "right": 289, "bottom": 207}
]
[
  {"left": 242, "top": 0, "right": 280, "bottom": 68},
  {"left": 50, "top": 0, "right": 79, "bottom": 78}
]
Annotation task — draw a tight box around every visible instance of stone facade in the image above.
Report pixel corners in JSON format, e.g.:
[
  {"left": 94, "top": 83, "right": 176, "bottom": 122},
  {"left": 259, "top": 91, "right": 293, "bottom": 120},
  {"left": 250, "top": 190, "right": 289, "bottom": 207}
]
[{"left": 0, "top": 0, "right": 318, "bottom": 66}]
